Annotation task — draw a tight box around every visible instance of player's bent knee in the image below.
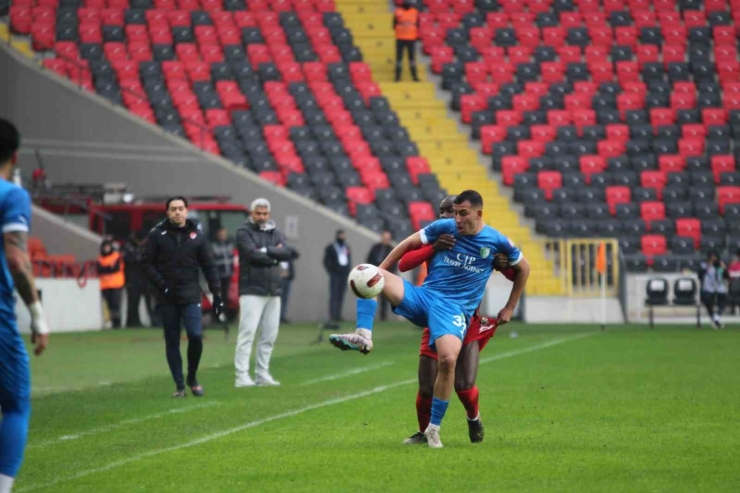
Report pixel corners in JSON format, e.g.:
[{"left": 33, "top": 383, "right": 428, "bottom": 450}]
[{"left": 437, "top": 353, "right": 458, "bottom": 373}]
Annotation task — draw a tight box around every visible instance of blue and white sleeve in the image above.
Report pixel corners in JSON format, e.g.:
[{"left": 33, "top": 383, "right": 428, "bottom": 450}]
[
  {"left": 2, "top": 187, "right": 31, "bottom": 234},
  {"left": 420, "top": 218, "right": 454, "bottom": 245},
  {"left": 496, "top": 233, "right": 523, "bottom": 266}
]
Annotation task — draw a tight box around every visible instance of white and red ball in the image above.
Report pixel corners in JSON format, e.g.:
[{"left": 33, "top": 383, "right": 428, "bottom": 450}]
[{"left": 347, "top": 264, "right": 385, "bottom": 299}]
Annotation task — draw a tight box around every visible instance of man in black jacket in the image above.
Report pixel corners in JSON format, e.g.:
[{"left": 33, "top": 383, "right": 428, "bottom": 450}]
[
  {"left": 366, "top": 230, "right": 397, "bottom": 321},
  {"left": 140, "top": 196, "right": 223, "bottom": 397},
  {"left": 323, "top": 229, "right": 352, "bottom": 328},
  {"left": 234, "top": 198, "right": 296, "bottom": 388}
]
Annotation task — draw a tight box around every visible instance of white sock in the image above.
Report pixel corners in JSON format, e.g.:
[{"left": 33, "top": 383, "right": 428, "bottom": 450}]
[
  {"left": 425, "top": 423, "right": 440, "bottom": 432},
  {"left": 0, "top": 474, "right": 15, "bottom": 493},
  {"left": 713, "top": 314, "right": 720, "bottom": 323},
  {"left": 467, "top": 413, "right": 480, "bottom": 422}
]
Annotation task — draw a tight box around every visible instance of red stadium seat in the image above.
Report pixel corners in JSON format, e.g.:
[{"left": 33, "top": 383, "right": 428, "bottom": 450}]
[
  {"left": 537, "top": 170, "right": 562, "bottom": 200},
  {"left": 606, "top": 186, "right": 631, "bottom": 215},
  {"left": 640, "top": 201, "right": 666, "bottom": 225},
  {"left": 718, "top": 186, "right": 740, "bottom": 214},
  {"left": 641, "top": 235, "right": 667, "bottom": 257},
  {"left": 712, "top": 155, "right": 736, "bottom": 183},
  {"left": 502, "top": 156, "right": 528, "bottom": 186},
  {"left": 641, "top": 171, "right": 667, "bottom": 198},
  {"left": 676, "top": 218, "right": 701, "bottom": 248}
]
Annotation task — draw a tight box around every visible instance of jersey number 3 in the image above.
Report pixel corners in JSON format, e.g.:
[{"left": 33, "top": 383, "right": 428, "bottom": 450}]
[{"left": 452, "top": 314, "right": 466, "bottom": 337}]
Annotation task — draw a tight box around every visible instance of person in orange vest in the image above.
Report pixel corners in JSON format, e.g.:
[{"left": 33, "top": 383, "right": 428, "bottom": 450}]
[
  {"left": 393, "top": 0, "right": 420, "bottom": 82},
  {"left": 97, "top": 239, "right": 125, "bottom": 329}
]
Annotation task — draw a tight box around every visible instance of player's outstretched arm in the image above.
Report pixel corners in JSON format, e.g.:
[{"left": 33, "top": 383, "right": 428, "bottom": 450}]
[
  {"left": 398, "top": 244, "right": 433, "bottom": 272},
  {"left": 497, "top": 257, "right": 530, "bottom": 325},
  {"left": 379, "top": 232, "right": 423, "bottom": 271},
  {"left": 4, "top": 230, "right": 49, "bottom": 355}
]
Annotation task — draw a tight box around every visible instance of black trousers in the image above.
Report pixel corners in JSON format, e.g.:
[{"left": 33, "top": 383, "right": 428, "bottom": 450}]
[
  {"left": 329, "top": 273, "right": 347, "bottom": 321},
  {"left": 702, "top": 292, "right": 728, "bottom": 319},
  {"left": 126, "top": 280, "right": 156, "bottom": 328},
  {"left": 220, "top": 276, "right": 231, "bottom": 319},
  {"left": 395, "top": 39, "right": 418, "bottom": 80},
  {"left": 102, "top": 288, "right": 122, "bottom": 328},
  {"left": 161, "top": 303, "right": 203, "bottom": 390},
  {"left": 281, "top": 278, "right": 292, "bottom": 320}
]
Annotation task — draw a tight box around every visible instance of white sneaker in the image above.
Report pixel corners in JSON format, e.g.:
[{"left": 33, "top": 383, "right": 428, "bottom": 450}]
[
  {"left": 329, "top": 328, "right": 373, "bottom": 354},
  {"left": 255, "top": 373, "right": 281, "bottom": 386},
  {"left": 424, "top": 424, "right": 443, "bottom": 449},
  {"left": 235, "top": 375, "right": 256, "bottom": 388}
]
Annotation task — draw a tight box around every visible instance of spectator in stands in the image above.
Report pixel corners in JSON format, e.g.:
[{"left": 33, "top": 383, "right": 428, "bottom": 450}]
[
  {"left": 141, "top": 196, "right": 223, "bottom": 397},
  {"left": 323, "top": 229, "right": 352, "bottom": 329},
  {"left": 366, "top": 230, "right": 397, "bottom": 321},
  {"left": 280, "top": 246, "right": 300, "bottom": 324},
  {"left": 393, "top": 0, "right": 420, "bottom": 82},
  {"left": 235, "top": 198, "right": 296, "bottom": 388},
  {"left": 699, "top": 251, "right": 730, "bottom": 330},
  {"left": 97, "top": 239, "right": 125, "bottom": 329},
  {"left": 122, "top": 231, "right": 154, "bottom": 328},
  {"left": 729, "top": 250, "right": 740, "bottom": 279},
  {"left": 211, "top": 227, "right": 235, "bottom": 321}
]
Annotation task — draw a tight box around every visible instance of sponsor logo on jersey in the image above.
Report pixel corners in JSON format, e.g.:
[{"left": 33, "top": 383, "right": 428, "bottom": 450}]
[{"left": 442, "top": 252, "right": 486, "bottom": 274}]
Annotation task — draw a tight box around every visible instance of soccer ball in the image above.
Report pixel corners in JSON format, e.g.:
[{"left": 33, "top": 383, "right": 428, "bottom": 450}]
[{"left": 348, "top": 264, "right": 385, "bottom": 299}]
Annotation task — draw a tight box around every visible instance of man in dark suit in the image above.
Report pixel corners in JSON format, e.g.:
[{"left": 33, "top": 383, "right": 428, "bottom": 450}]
[
  {"left": 366, "top": 230, "right": 396, "bottom": 321},
  {"left": 323, "top": 229, "right": 351, "bottom": 329}
]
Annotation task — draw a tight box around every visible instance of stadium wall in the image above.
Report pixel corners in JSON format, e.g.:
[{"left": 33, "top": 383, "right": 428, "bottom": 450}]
[
  {"left": 31, "top": 205, "right": 102, "bottom": 260},
  {"left": 0, "top": 44, "right": 380, "bottom": 323}
]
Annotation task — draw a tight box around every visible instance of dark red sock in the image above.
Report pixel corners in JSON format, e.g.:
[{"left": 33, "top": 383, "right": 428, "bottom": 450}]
[
  {"left": 416, "top": 392, "right": 433, "bottom": 432},
  {"left": 456, "top": 386, "right": 480, "bottom": 420}
]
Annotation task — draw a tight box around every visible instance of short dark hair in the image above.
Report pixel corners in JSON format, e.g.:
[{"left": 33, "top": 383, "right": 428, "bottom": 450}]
[
  {"left": 454, "top": 190, "right": 483, "bottom": 208},
  {"left": 166, "top": 196, "right": 188, "bottom": 210},
  {"left": 0, "top": 119, "right": 21, "bottom": 165}
]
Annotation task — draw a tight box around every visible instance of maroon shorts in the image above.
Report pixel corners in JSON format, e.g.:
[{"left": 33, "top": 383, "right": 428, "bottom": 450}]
[{"left": 418, "top": 315, "right": 498, "bottom": 360}]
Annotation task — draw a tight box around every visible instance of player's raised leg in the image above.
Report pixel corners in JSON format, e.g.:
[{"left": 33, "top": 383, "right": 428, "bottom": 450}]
[
  {"left": 328, "top": 268, "right": 405, "bottom": 354},
  {"left": 425, "top": 333, "right": 463, "bottom": 448},
  {"left": 456, "top": 340, "right": 484, "bottom": 443}
]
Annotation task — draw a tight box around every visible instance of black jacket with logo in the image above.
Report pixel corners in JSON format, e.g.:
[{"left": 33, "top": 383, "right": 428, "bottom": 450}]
[
  {"left": 236, "top": 219, "right": 296, "bottom": 296},
  {"left": 141, "top": 219, "right": 221, "bottom": 305}
]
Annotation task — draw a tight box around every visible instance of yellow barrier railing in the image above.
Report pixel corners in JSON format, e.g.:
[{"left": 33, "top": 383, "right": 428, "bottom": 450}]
[{"left": 532, "top": 238, "right": 620, "bottom": 297}]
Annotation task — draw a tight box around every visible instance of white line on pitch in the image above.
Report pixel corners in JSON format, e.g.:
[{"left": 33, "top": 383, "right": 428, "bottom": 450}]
[
  {"left": 28, "top": 402, "right": 221, "bottom": 449},
  {"left": 17, "top": 332, "right": 594, "bottom": 492},
  {"left": 301, "top": 361, "right": 395, "bottom": 386}
]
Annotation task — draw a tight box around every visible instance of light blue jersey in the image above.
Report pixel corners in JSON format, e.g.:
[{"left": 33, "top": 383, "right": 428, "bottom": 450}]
[
  {"left": 392, "top": 218, "right": 522, "bottom": 344},
  {"left": 0, "top": 179, "right": 33, "bottom": 479},
  {"left": 0, "top": 181, "right": 31, "bottom": 324},
  {"left": 420, "top": 218, "right": 522, "bottom": 317}
]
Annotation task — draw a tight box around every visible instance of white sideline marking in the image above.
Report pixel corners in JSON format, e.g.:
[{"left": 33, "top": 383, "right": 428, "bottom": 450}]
[
  {"left": 18, "top": 332, "right": 594, "bottom": 492},
  {"left": 28, "top": 402, "right": 221, "bottom": 449},
  {"left": 301, "top": 361, "right": 395, "bottom": 385}
]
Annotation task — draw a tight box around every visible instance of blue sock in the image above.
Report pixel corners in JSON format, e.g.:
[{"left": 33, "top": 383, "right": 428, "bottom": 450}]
[
  {"left": 430, "top": 397, "right": 449, "bottom": 427},
  {"left": 356, "top": 298, "right": 377, "bottom": 332},
  {"left": 0, "top": 396, "right": 31, "bottom": 477}
]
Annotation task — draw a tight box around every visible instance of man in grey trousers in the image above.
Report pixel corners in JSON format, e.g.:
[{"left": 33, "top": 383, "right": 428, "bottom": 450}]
[{"left": 234, "top": 198, "right": 297, "bottom": 387}]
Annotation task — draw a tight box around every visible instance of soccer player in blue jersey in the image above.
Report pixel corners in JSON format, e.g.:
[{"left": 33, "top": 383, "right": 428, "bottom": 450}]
[
  {"left": 330, "top": 190, "right": 529, "bottom": 448},
  {"left": 0, "top": 119, "right": 50, "bottom": 492}
]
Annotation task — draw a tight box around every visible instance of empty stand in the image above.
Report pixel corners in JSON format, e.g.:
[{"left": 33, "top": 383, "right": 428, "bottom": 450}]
[
  {"left": 420, "top": 0, "right": 740, "bottom": 271},
  {"left": 12, "top": 0, "right": 442, "bottom": 240}
]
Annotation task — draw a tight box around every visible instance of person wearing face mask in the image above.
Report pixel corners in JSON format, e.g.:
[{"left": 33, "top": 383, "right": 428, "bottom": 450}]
[
  {"left": 699, "top": 251, "right": 730, "bottom": 330},
  {"left": 323, "top": 229, "right": 352, "bottom": 329},
  {"left": 141, "top": 196, "right": 223, "bottom": 397},
  {"left": 234, "top": 198, "right": 297, "bottom": 388},
  {"left": 97, "top": 239, "right": 125, "bottom": 329},
  {"left": 393, "top": 0, "right": 420, "bottom": 82}
]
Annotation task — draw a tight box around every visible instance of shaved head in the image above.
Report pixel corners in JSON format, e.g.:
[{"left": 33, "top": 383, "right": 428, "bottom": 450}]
[{"left": 439, "top": 195, "right": 457, "bottom": 218}]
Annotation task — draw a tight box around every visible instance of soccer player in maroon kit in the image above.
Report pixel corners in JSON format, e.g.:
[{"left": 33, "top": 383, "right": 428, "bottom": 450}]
[{"left": 399, "top": 195, "right": 517, "bottom": 444}]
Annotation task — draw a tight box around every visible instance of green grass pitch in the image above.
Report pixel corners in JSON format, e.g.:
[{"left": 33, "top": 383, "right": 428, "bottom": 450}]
[{"left": 15, "top": 322, "right": 740, "bottom": 492}]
